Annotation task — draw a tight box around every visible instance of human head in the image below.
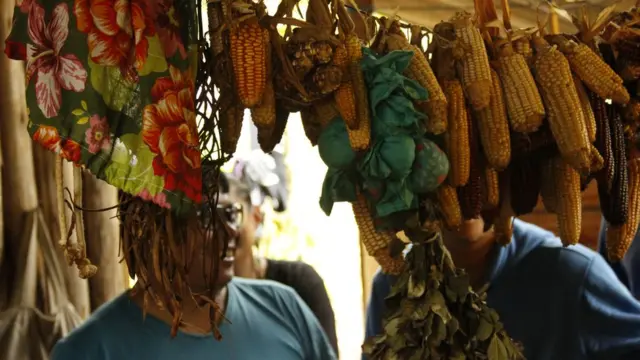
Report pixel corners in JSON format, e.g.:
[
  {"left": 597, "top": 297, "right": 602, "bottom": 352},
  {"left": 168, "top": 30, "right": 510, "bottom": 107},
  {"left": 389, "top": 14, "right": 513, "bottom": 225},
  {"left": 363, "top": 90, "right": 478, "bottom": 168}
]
[
  {"left": 222, "top": 171, "right": 263, "bottom": 278},
  {"left": 119, "top": 172, "right": 243, "bottom": 299}
]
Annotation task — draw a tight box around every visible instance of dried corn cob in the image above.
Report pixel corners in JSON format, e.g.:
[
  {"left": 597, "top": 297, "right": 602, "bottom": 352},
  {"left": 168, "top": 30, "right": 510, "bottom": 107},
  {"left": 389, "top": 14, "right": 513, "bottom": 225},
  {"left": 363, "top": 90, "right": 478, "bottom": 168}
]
[
  {"left": 219, "top": 95, "right": 244, "bottom": 154},
  {"left": 386, "top": 32, "right": 448, "bottom": 134},
  {"left": 346, "top": 33, "right": 370, "bottom": 135},
  {"left": 551, "top": 157, "right": 582, "bottom": 246},
  {"left": 532, "top": 36, "right": 591, "bottom": 174},
  {"left": 300, "top": 107, "right": 321, "bottom": 146},
  {"left": 494, "top": 170, "right": 514, "bottom": 245},
  {"left": 573, "top": 74, "right": 596, "bottom": 143},
  {"left": 230, "top": 18, "right": 269, "bottom": 107},
  {"left": 251, "top": 31, "right": 276, "bottom": 130},
  {"left": 600, "top": 106, "right": 629, "bottom": 226},
  {"left": 494, "top": 39, "right": 545, "bottom": 133},
  {"left": 457, "top": 113, "right": 482, "bottom": 219},
  {"left": 513, "top": 37, "right": 533, "bottom": 66},
  {"left": 509, "top": 157, "right": 541, "bottom": 216},
  {"left": 540, "top": 159, "right": 558, "bottom": 213},
  {"left": 332, "top": 44, "right": 358, "bottom": 129},
  {"left": 548, "top": 36, "right": 630, "bottom": 105},
  {"left": 606, "top": 158, "right": 640, "bottom": 261},
  {"left": 372, "top": 247, "right": 405, "bottom": 275},
  {"left": 443, "top": 80, "right": 469, "bottom": 186},
  {"left": 206, "top": 0, "right": 224, "bottom": 58},
  {"left": 484, "top": 167, "right": 500, "bottom": 209},
  {"left": 591, "top": 91, "right": 615, "bottom": 191},
  {"left": 450, "top": 12, "right": 492, "bottom": 110},
  {"left": 353, "top": 194, "right": 403, "bottom": 274},
  {"left": 437, "top": 184, "right": 462, "bottom": 229},
  {"left": 258, "top": 103, "right": 289, "bottom": 153},
  {"left": 476, "top": 68, "right": 511, "bottom": 170}
]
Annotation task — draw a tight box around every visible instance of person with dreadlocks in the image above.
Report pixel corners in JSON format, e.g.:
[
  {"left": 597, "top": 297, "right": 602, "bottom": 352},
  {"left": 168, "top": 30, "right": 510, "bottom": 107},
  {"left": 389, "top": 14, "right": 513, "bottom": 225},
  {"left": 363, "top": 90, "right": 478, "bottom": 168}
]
[
  {"left": 364, "top": 217, "right": 640, "bottom": 360},
  {"left": 50, "top": 167, "right": 337, "bottom": 360},
  {"left": 231, "top": 150, "right": 339, "bottom": 355}
]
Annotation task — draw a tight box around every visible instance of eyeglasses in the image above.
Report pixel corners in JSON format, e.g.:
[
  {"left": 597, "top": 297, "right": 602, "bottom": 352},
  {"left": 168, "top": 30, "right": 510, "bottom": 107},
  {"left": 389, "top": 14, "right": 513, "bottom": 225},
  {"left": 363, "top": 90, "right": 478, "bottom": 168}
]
[{"left": 218, "top": 203, "right": 244, "bottom": 228}]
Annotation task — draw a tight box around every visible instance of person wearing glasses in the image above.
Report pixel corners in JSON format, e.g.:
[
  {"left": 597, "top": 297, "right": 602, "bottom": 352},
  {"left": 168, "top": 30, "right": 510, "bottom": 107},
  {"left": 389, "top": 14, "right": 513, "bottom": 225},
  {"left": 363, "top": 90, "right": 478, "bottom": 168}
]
[
  {"left": 230, "top": 151, "right": 339, "bottom": 356},
  {"left": 50, "top": 170, "right": 337, "bottom": 360}
]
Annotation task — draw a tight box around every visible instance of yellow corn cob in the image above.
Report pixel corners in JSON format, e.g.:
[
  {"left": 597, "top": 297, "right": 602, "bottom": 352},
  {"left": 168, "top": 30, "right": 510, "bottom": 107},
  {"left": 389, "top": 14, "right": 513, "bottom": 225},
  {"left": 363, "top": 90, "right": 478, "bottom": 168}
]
[
  {"left": 476, "top": 68, "right": 511, "bottom": 170},
  {"left": 494, "top": 39, "right": 545, "bottom": 133},
  {"left": 386, "top": 33, "right": 448, "bottom": 134},
  {"left": 332, "top": 44, "right": 358, "bottom": 129},
  {"left": 607, "top": 158, "right": 640, "bottom": 261},
  {"left": 436, "top": 184, "right": 462, "bottom": 229},
  {"left": 532, "top": 37, "right": 592, "bottom": 174},
  {"left": 551, "top": 157, "right": 582, "bottom": 246},
  {"left": 334, "top": 82, "right": 357, "bottom": 129},
  {"left": 540, "top": 159, "right": 558, "bottom": 213},
  {"left": 572, "top": 74, "right": 596, "bottom": 143},
  {"left": 443, "top": 80, "right": 470, "bottom": 186},
  {"left": 484, "top": 167, "right": 500, "bottom": 208},
  {"left": 230, "top": 18, "right": 268, "bottom": 107},
  {"left": 347, "top": 113, "right": 371, "bottom": 151},
  {"left": 353, "top": 194, "right": 403, "bottom": 273},
  {"left": 549, "top": 37, "right": 630, "bottom": 104},
  {"left": 513, "top": 37, "right": 533, "bottom": 65},
  {"left": 450, "top": 12, "right": 492, "bottom": 110},
  {"left": 346, "top": 34, "right": 370, "bottom": 134}
]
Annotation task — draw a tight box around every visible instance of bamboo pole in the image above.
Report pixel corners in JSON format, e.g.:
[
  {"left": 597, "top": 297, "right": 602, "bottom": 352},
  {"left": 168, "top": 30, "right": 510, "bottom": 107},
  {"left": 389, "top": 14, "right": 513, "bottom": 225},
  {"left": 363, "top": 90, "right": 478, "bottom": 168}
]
[
  {"left": 0, "top": 0, "right": 38, "bottom": 309},
  {"left": 82, "top": 172, "right": 126, "bottom": 310}
]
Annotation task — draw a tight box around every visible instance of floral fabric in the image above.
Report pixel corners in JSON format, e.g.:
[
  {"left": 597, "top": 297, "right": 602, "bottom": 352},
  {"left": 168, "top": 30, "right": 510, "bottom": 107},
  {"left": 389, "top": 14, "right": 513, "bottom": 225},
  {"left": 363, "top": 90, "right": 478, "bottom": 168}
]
[{"left": 5, "top": 0, "right": 200, "bottom": 214}]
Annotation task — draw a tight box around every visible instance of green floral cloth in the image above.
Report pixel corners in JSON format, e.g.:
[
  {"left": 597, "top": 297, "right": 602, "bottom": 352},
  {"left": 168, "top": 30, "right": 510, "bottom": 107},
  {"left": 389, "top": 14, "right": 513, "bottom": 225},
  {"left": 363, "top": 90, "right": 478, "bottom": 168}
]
[
  {"left": 5, "top": 0, "right": 200, "bottom": 214},
  {"left": 318, "top": 48, "right": 449, "bottom": 226}
]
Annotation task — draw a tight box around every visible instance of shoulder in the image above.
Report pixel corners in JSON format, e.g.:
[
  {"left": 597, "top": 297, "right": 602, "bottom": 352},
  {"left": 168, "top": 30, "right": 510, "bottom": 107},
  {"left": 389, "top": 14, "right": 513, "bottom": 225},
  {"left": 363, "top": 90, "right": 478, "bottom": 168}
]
[
  {"left": 52, "top": 293, "right": 132, "bottom": 359},
  {"left": 231, "top": 277, "right": 301, "bottom": 305}
]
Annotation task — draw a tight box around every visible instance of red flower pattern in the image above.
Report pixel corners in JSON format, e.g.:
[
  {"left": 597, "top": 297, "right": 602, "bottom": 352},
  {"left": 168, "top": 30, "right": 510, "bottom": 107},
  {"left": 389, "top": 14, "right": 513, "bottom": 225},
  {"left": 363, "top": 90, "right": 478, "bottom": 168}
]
[
  {"left": 74, "top": 0, "right": 156, "bottom": 80},
  {"left": 32, "top": 125, "right": 82, "bottom": 163},
  {"left": 141, "top": 66, "right": 201, "bottom": 202}
]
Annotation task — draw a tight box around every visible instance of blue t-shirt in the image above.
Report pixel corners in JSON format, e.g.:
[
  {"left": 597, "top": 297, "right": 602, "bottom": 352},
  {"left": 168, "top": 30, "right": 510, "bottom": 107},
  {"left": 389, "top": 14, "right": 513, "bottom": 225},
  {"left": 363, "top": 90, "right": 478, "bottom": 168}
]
[
  {"left": 52, "top": 278, "right": 337, "bottom": 360},
  {"left": 598, "top": 217, "right": 640, "bottom": 299},
  {"left": 364, "top": 220, "right": 640, "bottom": 360}
]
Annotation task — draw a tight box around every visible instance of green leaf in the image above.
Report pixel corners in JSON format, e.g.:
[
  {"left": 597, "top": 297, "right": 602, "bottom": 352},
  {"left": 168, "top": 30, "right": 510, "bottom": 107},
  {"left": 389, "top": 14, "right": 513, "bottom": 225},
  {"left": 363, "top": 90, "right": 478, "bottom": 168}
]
[
  {"left": 88, "top": 59, "right": 137, "bottom": 112},
  {"left": 103, "top": 134, "right": 164, "bottom": 196},
  {"left": 408, "top": 274, "right": 426, "bottom": 298},
  {"left": 72, "top": 108, "right": 85, "bottom": 116},
  {"left": 384, "top": 316, "right": 403, "bottom": 337},
  {"left": 138, "top": 36, "right": 169, "bottom": 76},
  {"left": 488, "top": 334, "right": 509, "bottom": 360},
  {"left": 476, "top": 316, "right": 494, "bottom": 342},
  {"left": 77, "top": 116, "right": 89, "bottom": 125},
  {"left": 81, "top": 100, "right": 88, "bottom": 110}
]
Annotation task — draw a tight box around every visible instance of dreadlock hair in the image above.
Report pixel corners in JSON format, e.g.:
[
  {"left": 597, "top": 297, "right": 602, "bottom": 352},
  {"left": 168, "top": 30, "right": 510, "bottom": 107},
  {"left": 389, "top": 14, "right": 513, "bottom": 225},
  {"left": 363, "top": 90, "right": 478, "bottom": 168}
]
[{"left": 118, "top": 161, "right": 230, "bottom": 340}]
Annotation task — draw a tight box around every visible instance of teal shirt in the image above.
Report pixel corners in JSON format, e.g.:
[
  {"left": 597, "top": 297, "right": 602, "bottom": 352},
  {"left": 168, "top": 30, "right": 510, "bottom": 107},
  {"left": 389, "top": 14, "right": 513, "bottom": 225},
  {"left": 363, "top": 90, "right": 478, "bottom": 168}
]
[{"left": 52, "top": 278, "right": 337, "bottom": 360}]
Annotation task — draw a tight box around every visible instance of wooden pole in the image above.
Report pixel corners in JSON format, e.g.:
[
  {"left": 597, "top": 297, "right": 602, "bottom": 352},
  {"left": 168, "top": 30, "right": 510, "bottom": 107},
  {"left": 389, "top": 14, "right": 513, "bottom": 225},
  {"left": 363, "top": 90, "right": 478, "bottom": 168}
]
[
  {"left": 83, "top": 172, "right": 126, "bottom": 310},
  {"left": 0, "top": 0, "right": 39, "bottom": 309}
]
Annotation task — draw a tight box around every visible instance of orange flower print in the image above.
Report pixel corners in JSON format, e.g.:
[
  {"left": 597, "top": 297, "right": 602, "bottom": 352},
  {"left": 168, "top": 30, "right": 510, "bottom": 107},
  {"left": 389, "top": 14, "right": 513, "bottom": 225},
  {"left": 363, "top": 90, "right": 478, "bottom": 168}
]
[
  {"left": 26, "top": 3, "right": 87, "bottom": 118},
  {"left": 149, "top": 0, "right": 187, "bottom": 59},
  {"left": 142, "top": 66, "right": 201, "bottom": 202},
  {"left": 32, "top": 125, "right": 82, "bottom": 163},
  {"left": 74, "top": 0, "right": 156, "bottom": 81}
]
